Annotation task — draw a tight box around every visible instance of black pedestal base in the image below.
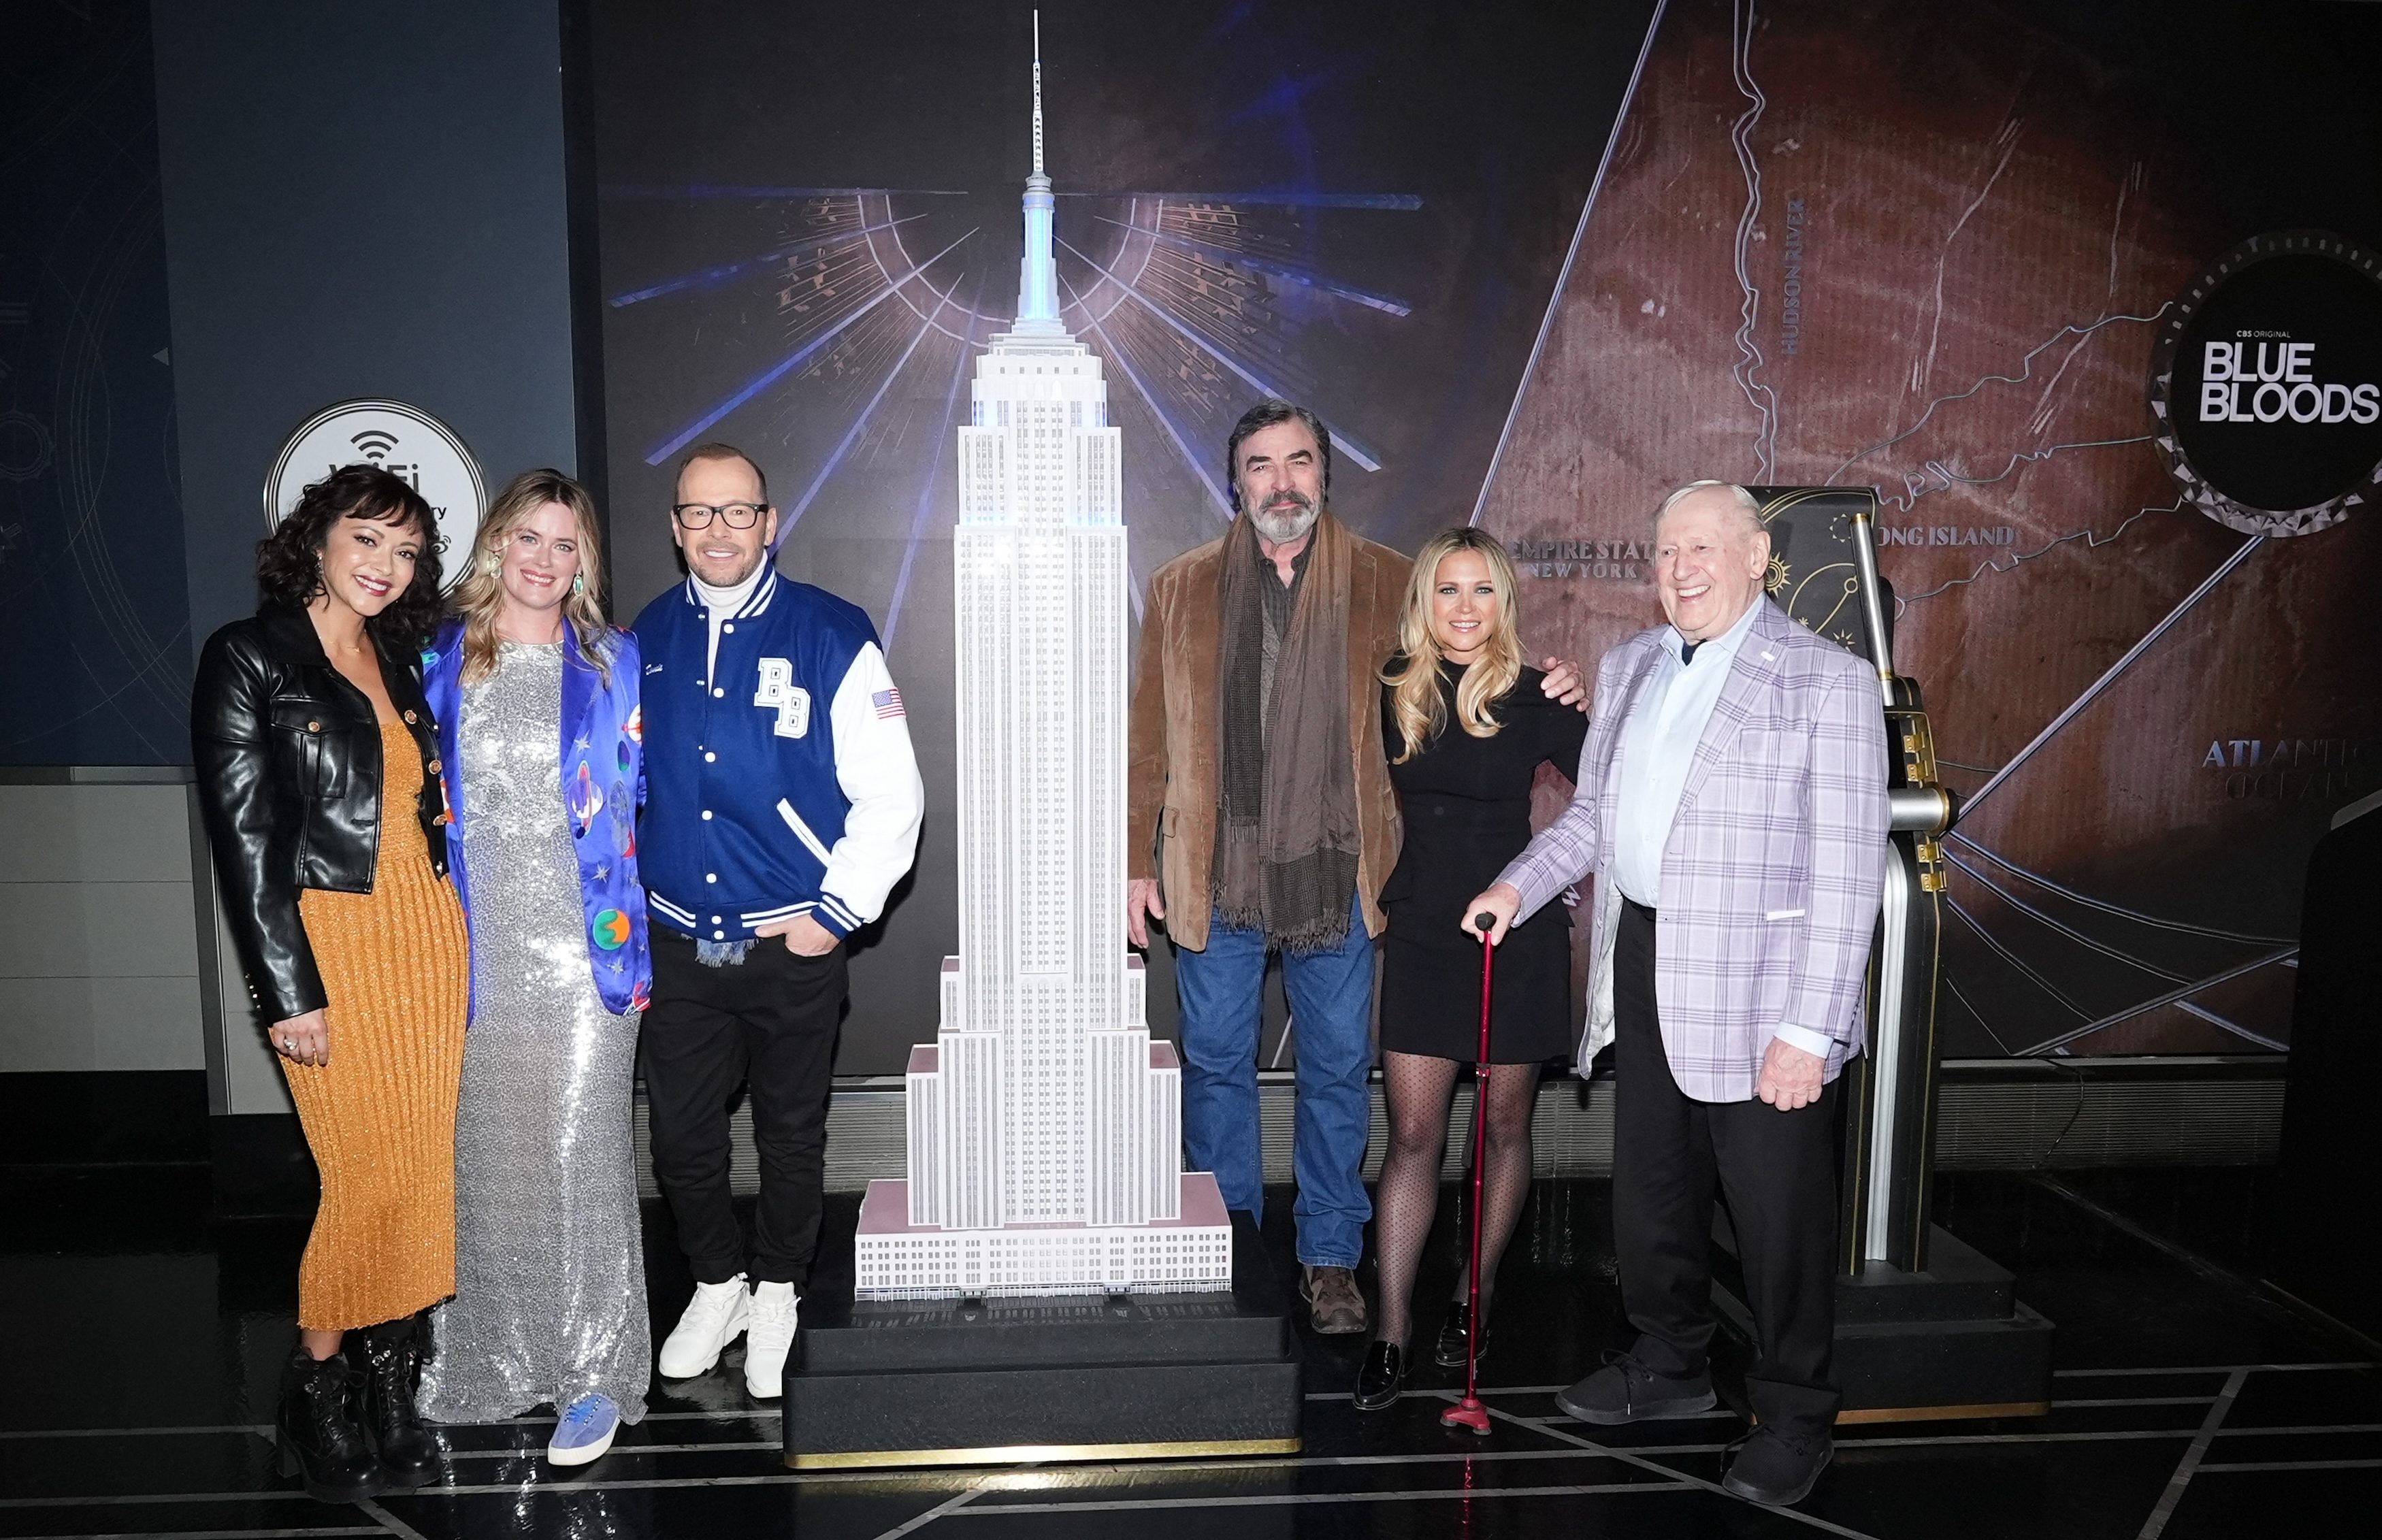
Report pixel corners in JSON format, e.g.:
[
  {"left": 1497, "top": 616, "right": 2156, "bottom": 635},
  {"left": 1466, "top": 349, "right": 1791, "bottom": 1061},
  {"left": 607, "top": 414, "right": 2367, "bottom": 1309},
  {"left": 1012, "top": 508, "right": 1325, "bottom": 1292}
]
[
  {"left": 785, "top": 1213, "right": 1302, "bottom": 1469},
  {"left": 1714, "top": 1222, "right": 2054, "bottom": 1423}
]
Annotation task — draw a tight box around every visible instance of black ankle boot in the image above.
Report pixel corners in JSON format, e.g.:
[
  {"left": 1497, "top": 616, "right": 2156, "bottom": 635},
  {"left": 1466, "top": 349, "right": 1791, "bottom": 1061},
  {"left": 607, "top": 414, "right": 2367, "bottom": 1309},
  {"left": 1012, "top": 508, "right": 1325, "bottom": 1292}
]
[
  {"left": 354, "top": 1315, "right": 440, "bottom": 1486},
  {"left": 1353, "top": 1339, "right": 1407, "bottom": 1412},
  {"left": 276, "top": 1345, "right": 385, "bottom": 1503},
  {"left": 1433, "top": 1300, "right": 1489, "bottom": 1370}
]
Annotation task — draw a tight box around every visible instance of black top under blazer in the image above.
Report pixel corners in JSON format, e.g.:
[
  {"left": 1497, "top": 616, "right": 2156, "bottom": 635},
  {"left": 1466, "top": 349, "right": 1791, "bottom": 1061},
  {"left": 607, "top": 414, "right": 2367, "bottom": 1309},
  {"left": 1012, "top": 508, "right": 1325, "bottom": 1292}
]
[{"left": 190, "top": 604, "right": 448, "bottom": 1024}]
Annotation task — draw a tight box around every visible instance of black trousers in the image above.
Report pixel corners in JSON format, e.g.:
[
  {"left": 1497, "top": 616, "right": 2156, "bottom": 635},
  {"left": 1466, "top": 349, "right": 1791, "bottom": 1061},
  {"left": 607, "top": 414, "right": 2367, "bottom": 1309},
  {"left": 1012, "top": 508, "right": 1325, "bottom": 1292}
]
[
  {"left": 1612, "top": 898, "right": 1841, "bottom": 1435},
  {"left": 642, "top": 929, "right": 845, "bottom": 1289}
]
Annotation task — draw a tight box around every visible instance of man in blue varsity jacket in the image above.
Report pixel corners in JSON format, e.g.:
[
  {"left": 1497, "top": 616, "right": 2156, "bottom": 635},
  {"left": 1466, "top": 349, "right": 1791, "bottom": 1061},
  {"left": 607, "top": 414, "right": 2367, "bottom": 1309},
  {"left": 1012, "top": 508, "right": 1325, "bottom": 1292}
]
[{"left": 632, "top": 442, "right": 925, "bottom": 1401}]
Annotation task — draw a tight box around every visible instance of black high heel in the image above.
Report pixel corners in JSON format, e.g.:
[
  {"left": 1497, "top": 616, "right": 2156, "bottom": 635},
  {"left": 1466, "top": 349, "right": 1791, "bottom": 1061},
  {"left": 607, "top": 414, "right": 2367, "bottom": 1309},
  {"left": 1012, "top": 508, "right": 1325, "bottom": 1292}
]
[
  {"left": 1353, "top": 1339, "right": 1407, "bottom": 1412},
  {"left": 354, "top": 1315, "right": 440, "bottom": 1487},
  {"left": 1433, "top": 1300, "right": 1488, "bottom": 1370},
  {"left": 276, "top": 1344, "right": 385, "bottom": 1504}
]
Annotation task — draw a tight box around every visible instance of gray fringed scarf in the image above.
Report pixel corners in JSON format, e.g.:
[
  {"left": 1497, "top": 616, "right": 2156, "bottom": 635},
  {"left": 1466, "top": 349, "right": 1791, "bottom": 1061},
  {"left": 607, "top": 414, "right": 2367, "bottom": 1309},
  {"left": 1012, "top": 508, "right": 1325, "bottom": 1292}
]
[{"left": 1212, "top": 510, "right": 1360, "bottom": 951}]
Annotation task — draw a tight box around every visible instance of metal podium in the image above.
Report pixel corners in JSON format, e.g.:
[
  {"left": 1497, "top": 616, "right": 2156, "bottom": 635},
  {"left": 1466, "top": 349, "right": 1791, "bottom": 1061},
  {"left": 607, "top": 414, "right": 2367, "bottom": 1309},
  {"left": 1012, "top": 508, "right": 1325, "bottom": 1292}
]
[{"left": 1714, "top": 487, "right": 2054, "bottom": 1423}]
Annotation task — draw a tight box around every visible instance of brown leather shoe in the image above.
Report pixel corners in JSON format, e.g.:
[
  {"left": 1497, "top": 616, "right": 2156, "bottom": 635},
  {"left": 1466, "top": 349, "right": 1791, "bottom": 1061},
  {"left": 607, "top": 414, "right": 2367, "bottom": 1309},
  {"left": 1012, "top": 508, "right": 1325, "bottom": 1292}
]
[{"left": 1300, "top": 1264, "right": 1368, "bottom": 1334}]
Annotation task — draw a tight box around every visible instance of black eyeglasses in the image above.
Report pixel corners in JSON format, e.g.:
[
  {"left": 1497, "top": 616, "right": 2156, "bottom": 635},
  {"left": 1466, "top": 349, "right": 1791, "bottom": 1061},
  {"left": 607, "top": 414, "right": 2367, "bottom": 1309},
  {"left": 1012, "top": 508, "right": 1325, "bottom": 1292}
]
[{"left": 672, "top": 502, "right": 768, "bottom": 530}]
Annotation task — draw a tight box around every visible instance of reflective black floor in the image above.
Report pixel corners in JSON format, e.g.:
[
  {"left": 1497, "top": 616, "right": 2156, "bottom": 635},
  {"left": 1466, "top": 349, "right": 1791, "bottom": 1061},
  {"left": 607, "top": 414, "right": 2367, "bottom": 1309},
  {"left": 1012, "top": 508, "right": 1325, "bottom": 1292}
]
[{"left": 3, "top": 1166, "right": 2375, "bottom": 1538}]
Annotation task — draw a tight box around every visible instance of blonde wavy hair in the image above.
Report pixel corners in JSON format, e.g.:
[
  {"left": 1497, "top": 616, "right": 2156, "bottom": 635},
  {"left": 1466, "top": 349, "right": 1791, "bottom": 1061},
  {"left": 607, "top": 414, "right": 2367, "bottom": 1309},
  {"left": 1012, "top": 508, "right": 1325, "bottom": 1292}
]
[
  {"left": 451, "top": 468, "right": 615, "bottom": 685},
  {"left": 1380, "top": 527, "right": 1524, "bottom": 764}
]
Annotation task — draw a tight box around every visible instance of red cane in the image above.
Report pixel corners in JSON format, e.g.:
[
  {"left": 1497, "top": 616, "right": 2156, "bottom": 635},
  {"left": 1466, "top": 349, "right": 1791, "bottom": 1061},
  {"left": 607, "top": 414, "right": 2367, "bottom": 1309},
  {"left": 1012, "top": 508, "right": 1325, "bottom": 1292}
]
[{"left": 1440, "top": 911, "right": 1499, "bottom": 1436}]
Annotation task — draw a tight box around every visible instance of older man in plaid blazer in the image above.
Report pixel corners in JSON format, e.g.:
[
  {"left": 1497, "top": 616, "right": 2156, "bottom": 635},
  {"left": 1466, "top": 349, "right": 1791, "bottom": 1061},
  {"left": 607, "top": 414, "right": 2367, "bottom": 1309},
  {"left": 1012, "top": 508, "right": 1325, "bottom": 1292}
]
[{"left": 1468, "top": 480, "right": 1887, "bottom": 1509}]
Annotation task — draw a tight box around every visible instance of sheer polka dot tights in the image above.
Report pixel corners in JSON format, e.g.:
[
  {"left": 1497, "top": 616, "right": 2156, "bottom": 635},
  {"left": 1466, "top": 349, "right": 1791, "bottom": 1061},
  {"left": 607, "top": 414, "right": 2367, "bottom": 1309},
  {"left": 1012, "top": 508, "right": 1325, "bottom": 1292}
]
[{"left": 1371, "top": 1049, "right": 1541, "bottom": 1349}]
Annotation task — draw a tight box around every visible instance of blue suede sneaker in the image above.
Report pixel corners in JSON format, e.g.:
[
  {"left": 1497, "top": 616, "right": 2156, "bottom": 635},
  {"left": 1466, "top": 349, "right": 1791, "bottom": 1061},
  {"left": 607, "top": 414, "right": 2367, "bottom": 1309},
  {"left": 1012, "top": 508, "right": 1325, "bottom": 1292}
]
[{"left": 546, "top": 1394, "right": 619, "bottom": 1467}]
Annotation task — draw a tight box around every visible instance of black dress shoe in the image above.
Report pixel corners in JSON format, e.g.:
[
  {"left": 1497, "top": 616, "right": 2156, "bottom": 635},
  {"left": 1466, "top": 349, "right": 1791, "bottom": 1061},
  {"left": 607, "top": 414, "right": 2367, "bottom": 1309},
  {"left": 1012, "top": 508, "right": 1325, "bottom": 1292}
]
[
  {"left": 1432, "top": 1301, "right": 1488, "bottom": 1370},
  {"left": 1552, "top": 1350, "right": 1717, "bottom": 1426},
  {"left": 1352, "top": 1340, "right": 1407, "bottom": 1412},
  {"left": 354, "top": 1316, "right": 440, "bottom": 1487},
  {"left": 1722, "top": 1426, "right": 1832, "bottom": 1507},
  {"left": 276, "top": 1346, "right": 385, "bottom": 1504}
]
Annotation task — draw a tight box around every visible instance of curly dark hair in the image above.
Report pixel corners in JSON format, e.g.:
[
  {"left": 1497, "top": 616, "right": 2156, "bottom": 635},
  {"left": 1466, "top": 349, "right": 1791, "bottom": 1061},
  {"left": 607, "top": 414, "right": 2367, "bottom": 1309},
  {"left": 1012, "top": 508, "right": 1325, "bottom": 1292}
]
[{"left": 256, "top": 465, "right": 446, "bottom": 649}]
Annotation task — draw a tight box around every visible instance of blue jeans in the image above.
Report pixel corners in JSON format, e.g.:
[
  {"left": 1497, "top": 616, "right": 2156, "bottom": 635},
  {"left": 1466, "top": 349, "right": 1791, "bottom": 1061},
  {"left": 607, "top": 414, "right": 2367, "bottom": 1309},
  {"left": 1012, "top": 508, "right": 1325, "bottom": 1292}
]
[{"left": 1175, "top": 890, "right": 1375, "bottom": 1269}]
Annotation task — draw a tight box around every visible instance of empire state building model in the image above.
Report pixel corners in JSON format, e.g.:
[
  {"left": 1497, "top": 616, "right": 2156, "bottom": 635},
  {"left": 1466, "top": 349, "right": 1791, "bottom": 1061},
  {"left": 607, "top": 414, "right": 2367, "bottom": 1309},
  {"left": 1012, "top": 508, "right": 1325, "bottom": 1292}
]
[{"left": 853, "top": 26, "right": 1233, "bottom": 1298}]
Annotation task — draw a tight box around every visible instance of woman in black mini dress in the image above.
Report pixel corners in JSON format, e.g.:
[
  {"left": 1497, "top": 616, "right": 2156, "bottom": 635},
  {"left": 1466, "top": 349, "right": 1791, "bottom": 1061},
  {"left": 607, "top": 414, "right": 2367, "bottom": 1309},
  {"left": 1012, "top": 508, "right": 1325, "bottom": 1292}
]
[{"left": 1358, "top": 527, "right": 1587, "bottom": 1411}]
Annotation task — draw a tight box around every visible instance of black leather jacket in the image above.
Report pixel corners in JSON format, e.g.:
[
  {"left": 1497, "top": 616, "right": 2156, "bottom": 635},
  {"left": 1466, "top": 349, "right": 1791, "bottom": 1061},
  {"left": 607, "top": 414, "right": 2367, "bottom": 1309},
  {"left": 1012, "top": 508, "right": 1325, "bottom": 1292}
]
[{"left": 191, "top": 605, "right": 450, "bottom": 1024}]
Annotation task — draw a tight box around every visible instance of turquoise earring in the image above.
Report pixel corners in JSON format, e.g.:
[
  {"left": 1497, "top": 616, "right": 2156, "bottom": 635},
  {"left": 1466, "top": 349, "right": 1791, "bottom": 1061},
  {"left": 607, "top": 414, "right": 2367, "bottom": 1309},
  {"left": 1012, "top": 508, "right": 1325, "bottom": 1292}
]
[{"left": 572, "top": 572, "right": 585, "bottom": 596}]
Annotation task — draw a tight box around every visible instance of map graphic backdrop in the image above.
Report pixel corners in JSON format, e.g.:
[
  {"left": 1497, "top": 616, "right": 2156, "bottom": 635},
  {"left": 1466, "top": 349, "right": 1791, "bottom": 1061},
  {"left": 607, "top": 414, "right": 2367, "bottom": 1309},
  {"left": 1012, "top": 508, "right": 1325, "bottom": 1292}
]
[
  {"left": 1479, "top": 0, "right": 2382, "bottom": 1060},
  {"left": 590, "top": 0, "right": 2382, "bottom": 1070}
]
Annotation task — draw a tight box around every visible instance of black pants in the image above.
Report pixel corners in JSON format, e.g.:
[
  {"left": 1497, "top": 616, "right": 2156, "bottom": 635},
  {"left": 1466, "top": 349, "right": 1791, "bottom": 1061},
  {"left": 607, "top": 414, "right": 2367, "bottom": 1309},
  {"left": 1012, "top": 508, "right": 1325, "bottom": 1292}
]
[
  {"left": 642, "top": 929, "right": 845, "bottom": 1289},
  {"left": 1612, "top": 898, "right": 1841, "bottom": 1435}
]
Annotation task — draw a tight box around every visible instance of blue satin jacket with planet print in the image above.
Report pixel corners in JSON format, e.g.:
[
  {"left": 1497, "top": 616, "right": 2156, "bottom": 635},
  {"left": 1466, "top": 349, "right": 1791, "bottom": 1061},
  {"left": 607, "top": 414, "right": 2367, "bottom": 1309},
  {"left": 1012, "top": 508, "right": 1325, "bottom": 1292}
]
[{"left": 423, "top": 619, "right": 652, "bottom": 1018}]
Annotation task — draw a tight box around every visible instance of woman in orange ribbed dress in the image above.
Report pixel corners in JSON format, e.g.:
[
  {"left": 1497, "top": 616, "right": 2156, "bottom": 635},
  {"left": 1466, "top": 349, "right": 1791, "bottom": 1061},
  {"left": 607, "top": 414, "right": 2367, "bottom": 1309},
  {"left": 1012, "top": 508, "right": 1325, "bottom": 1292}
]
[{"left": 192, "top": 465, "right": 469, "bottom": 1505}]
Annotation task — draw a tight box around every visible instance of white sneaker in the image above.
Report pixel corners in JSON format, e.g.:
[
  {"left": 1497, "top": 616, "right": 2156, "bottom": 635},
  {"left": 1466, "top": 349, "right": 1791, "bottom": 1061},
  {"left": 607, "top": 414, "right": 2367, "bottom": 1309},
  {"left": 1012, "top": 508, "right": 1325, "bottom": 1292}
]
[
  {"left": 743, "top": 1281, "right": 799, "bottom": 1400},
  {"left": 657, "top": 1275, "right": 749, "bottom": 1379}
]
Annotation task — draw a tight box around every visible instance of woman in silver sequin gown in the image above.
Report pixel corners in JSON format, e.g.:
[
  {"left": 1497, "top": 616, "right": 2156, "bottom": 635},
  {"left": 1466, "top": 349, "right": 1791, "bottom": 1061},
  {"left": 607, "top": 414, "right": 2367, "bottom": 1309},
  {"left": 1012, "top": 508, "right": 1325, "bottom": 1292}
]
[{"left": 417, "top": 471, "right": 654, "bottom": 1467}]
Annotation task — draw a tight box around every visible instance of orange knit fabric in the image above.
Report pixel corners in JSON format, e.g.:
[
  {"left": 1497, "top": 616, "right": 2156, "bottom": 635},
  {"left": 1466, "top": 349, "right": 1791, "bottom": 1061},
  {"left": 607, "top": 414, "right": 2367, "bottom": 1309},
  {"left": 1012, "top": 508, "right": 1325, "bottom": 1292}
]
[{"left": 287, "top": 719, "right": 470, "bottom": 1330}]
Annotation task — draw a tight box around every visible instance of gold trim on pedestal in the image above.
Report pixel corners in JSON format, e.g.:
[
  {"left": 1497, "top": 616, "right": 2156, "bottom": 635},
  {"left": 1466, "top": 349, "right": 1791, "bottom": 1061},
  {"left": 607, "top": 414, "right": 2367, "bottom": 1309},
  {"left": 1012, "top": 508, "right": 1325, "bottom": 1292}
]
[
  {"left": 1834, "top": 1400, "right": 2051, "bottom": 1426},
  {"left": 787, "top": 1436, "right": 1301, "bottom": 1471}
]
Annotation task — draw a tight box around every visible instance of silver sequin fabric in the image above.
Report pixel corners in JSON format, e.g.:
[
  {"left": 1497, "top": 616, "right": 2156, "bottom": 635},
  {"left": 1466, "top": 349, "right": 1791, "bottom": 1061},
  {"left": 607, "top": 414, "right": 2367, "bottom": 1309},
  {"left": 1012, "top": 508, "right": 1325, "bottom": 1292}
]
[{"left": 420, "top": 640, "right": 651, "bottom": 1424}]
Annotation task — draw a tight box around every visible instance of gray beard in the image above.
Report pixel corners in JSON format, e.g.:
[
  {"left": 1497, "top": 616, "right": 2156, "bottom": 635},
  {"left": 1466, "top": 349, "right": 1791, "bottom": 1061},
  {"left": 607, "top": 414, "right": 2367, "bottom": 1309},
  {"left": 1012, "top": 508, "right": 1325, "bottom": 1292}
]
[{"left": 1252, "top": 499, "right": 1320, "bottom": 545}]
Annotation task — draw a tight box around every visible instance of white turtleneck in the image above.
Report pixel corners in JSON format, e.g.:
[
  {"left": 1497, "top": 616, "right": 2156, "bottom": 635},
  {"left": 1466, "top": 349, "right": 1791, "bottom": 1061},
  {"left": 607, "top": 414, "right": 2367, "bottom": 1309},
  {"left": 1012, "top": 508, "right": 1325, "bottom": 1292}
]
[{"left": 692, "top": 559, "right": 771, "bottom": 682}]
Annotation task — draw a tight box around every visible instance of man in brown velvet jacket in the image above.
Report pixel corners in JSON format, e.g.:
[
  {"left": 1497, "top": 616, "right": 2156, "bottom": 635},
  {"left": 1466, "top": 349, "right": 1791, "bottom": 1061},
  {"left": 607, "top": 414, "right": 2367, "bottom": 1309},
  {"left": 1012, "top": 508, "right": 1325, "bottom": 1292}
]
[{"left": 1126, "top": 399, "right": 1584, "bottom": 1334}]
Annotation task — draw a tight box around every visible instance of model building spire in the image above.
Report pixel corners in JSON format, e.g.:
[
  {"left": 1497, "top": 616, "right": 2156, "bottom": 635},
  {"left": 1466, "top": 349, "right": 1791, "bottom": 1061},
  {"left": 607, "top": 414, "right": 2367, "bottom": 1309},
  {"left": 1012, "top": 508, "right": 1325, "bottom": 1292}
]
[
  {"left": 1016, "top": 10, "right": 1061, "bottom": 329},
  {"left": 1031, "top": 10, "right": 1045, "bottom": 180}
]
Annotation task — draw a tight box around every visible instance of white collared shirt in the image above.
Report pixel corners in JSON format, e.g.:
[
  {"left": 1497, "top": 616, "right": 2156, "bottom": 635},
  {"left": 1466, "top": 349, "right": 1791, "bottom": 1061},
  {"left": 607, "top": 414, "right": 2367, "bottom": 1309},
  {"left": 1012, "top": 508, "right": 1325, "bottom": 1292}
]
[
  {"left": 1612, "top": 595, "right": 1763, "bottom": 908},
  {"left": 1610, "top": 597, "right": 1830, "bottom": 1062}
]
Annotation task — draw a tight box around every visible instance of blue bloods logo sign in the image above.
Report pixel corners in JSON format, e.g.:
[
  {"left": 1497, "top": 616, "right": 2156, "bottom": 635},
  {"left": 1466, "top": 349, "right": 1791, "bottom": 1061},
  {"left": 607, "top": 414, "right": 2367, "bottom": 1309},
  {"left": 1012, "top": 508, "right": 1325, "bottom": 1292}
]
[{"left": 2151, "top": 232, "right": 2382, "bottom": 536}]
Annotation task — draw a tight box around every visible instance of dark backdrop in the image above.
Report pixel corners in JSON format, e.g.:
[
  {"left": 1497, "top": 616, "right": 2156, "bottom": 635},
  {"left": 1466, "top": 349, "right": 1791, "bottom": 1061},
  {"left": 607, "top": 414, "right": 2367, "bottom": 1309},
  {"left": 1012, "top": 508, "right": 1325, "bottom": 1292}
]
[
  {"left": 586, "top": 0, "right": 1663, "bottom": 1072},
  {"left": 151, "top": 0, "right": 587, "bottom": 656},
  {"left": 0, "top": 2, "right": 188, "bottom": 765}
]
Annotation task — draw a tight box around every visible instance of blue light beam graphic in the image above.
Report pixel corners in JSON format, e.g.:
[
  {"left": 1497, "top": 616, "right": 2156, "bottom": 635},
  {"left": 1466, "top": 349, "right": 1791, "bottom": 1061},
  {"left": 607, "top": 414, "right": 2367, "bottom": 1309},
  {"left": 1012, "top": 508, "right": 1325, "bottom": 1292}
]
[
  {"left": 1058, "top": 191, "right": 1422, "bottom": 210},
  {"left": 777, "top": 282, "right": 966, "bottom": 538},
  {"left": 1090, "top": 214, "right": 1412, "bottom": 315},
  {"left": 645, "top": 229, "right": 976, "bottom": 465},
  {"left": 1057, "top": 269, "right": 1234, "bottom": 522},
  {"left": 602, "top": 184, "right": 961, "bottom": 199},
  {"left": 610, "top": 214, "right": 931, "bottom": 308},
  {"left": 1056, "top": 232, "right": 1386, "bottom": 472}
]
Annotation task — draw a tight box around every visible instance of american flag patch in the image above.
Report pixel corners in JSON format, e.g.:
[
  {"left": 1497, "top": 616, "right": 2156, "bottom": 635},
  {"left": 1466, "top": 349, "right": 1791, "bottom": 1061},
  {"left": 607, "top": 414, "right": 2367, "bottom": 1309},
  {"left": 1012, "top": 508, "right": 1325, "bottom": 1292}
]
[{"left": 872, "top": 687, "right": 905, "bottom": 719}]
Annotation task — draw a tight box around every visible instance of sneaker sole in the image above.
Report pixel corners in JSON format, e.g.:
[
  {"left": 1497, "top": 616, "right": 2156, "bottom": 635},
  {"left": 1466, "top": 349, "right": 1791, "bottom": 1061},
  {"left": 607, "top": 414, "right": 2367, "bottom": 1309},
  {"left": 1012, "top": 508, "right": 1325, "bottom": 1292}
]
[
  {"left": 1554, "top": 1386, "right": 1718, "bottom": 1426},
  {"left": 745, "top": 1337, "right": 795, "bottom": 1400},
  {"left": 547, "top": 1427, "right": 617, "bottom": 1468},
  {"left": 657, "top": 1321, "right": 749, "bottom": 1379},
  {"left": 657, "top": 1345, "right": 737, "bottom": 1379},
  {"left": 745, "top": 1357, "right": 789, "bottom": 1399},
  {"left": 743, "top": 1313, "right": 800, "bottom": 1399}
]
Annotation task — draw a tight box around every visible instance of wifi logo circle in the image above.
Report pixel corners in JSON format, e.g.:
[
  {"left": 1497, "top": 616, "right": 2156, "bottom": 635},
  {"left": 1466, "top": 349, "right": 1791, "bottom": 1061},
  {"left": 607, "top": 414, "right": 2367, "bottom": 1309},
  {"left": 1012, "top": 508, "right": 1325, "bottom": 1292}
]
[{"left": 350, "top": 429, "right": 400, "bottom": 463}]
